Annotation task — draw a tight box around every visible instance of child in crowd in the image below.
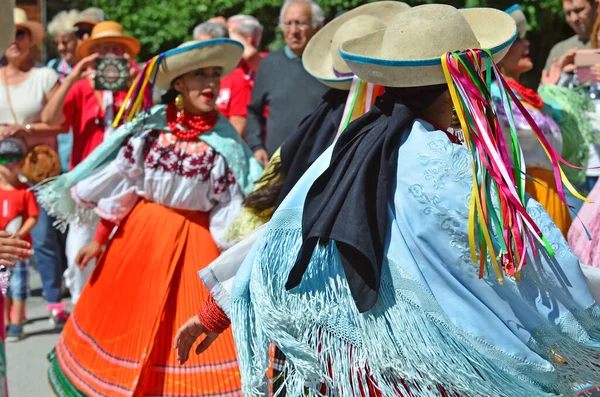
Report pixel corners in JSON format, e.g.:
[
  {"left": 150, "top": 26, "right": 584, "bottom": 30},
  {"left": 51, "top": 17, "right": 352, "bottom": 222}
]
[{"left": 0, "top": 138, "right": 39, "bottom": 342}]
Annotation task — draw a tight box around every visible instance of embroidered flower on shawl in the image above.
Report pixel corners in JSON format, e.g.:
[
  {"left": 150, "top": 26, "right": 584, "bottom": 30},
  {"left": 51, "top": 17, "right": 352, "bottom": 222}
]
[
  {"left": 418, "top": 140, "right": 470, "bottom": 189},
  {"left": 407, "top": 139, "right": 475, "bottom": 268}
]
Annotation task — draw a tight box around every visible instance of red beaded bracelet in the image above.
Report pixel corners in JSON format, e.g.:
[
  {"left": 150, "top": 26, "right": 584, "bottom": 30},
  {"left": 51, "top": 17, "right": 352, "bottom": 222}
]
[{"left": 197, "top": 296, "right": 231, "bottom": 334}]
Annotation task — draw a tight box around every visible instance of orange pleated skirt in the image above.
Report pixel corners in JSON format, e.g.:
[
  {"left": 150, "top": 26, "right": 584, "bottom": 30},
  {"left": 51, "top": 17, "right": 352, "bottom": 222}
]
[
  {"left": 48, "top": 200, "right": 241, "bottom": 397},
  {"left": 525, "top": 167, "right": 571, "bottom": 238}
]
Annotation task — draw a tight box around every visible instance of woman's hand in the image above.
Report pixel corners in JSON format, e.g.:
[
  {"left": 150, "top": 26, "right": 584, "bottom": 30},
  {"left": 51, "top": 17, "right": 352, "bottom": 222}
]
[
  {"left": 541, "top": 58, "right": 562, "bottom": 86},
  {"left": 174, "top": 315, "right": 219, "bottom": 365},
  {"left": 123, "top": 53, "right": 140, "bottom": 85},
  {"left": 0, "top": 231, "right": 32, "bottom": 268},
  {"left": 75, "top": 241, "right": 102, "bottom": 270},
  {"left": 68, "top": 53, "right": 100, "bottom": 82},
  {"left": 559, "top": 48, "right": 578, "bottom": 73},
  {"left": 591, "top": 64, "right": 600, "bottom": 81},
  {"left": 254, "top": 149, "right": 269, "bottom": 167},
  {"left": 0, "top": 124, "right": 27, "bottom": 138}
]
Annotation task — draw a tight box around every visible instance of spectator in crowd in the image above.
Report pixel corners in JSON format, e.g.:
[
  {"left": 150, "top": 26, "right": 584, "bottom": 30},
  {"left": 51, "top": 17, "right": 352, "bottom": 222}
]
[
  {"left": 0, "top": 8, "right": 67, "bottom": 327},
  {"left": 544, "top": 9, "right": 600, "bottom": 196},
  {"left": 227, "top": 15, "right": 264, "bottom": 78},
  {"left": 245, "top": 0, "right": 328, "bottom": 165},
  {"left": 40, "top": 21, "right": 140, "bottom": 305},
  {"left": 194, "top": 22, "right": 252, "bottom": 136},
  {"left": 47, "top": 10, "right": 80, "bottom": 83},
  {"left": 73, "top": 7, "right": 106, "bottom": 42},
  {"left": 545, "top": 0, "right": 598, "bottom": 70},
  {"left": 47, "top": 9, "right": 81, "bottom": 176},
  {"left": 0, "top": 138, "right": 39, "bottom": 342},
  {"left": 193, "top": 21, "right": 228, "bottom": 42}
]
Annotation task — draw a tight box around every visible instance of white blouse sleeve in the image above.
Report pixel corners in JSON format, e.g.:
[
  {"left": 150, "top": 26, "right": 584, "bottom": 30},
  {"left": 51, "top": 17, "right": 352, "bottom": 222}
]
[
  {"left": 70, "top": 132, "right": 147, "bottom": 224},
  {"left": 208, "top": 155, "right": 245, "bottom": 251}
]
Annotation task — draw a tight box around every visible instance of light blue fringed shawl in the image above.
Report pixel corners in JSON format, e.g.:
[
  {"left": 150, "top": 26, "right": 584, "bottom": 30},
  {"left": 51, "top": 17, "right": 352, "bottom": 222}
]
[
  {"left": 34, "top": 104, "right": 263, "bottom": 229},
  {"left": 230, "top": 119, "right": 600, "bottom": 397}
]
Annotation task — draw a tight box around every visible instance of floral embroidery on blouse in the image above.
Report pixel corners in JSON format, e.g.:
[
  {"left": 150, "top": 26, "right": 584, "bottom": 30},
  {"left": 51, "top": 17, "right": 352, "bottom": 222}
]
[{"left": 122, "top": 130, "right": 238, "bottom": 186}]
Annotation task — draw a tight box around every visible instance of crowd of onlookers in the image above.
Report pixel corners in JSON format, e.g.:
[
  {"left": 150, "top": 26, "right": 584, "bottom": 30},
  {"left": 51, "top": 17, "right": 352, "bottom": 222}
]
[{"left": 1, "top": 0, "right": 600, "bottom": 344}]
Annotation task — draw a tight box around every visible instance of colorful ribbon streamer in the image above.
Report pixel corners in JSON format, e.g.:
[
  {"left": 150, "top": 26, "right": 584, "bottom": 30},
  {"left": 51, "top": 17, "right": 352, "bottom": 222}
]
[{"left": 441, "top": 49, "right": 586, "bottom": 282}]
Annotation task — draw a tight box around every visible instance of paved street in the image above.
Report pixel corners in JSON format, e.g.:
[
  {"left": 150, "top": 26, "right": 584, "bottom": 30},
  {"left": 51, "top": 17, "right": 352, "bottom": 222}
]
[{"left": 6, "top": 267, "right": 69, "bottom": 397}]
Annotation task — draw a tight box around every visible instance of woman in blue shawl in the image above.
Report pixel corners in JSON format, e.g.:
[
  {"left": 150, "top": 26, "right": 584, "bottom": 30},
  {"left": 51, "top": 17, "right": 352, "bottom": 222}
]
[{"left": 176, "top": 5, "right": 600, "bottom": 396}]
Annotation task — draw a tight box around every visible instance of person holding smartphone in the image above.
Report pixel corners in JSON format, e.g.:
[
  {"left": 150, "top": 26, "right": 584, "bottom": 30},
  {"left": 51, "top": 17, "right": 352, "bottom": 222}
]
[{"left": 40, "top": 20, "right": 140, "bottom": 305}]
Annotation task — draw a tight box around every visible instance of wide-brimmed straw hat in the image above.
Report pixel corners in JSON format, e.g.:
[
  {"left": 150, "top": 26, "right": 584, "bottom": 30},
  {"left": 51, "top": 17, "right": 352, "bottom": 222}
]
[
  {"left": 339, "top": 4, "right": 517, "bottom": 88},
  {"left": 155, "top": 39, "right": 244, "bottom": 91},
  {"left": 77, "top": 21, "right": 140, "bottom": 59},
  {"left": 505, "top": 4, "right": 527, "bottom": 39},
  {"left": 14, "top": 8, "right": 44, "bottom": 47},
  {"left": 303, "top": 1, "right": 410, "bottom": 90}
]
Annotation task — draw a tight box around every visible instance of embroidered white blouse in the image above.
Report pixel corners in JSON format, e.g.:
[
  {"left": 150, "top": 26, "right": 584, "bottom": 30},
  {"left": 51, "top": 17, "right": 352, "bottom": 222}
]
[{"left": 71, "top": 129, "right": 244, "bottom": 250}]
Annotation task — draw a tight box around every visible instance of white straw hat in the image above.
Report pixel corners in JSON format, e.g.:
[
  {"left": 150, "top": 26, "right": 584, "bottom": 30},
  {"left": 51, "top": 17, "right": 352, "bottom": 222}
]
[
  {"left": 339, "top": 4, "right": 517, "bottom": 88},
  {"left": 302, "top": 1, "right": 410, "bottom": 90},
  {"left": 13, "top": 7, "right": 44, "bottom": 47},
  {"left": 505, "top": 4, "right": 527, "bottom": 39},
  {"left": 155, "top": 39, "right": 244, "bottom": 91},
  {"left": 0, "top": 0, "right": 15, "bottom": 54}
]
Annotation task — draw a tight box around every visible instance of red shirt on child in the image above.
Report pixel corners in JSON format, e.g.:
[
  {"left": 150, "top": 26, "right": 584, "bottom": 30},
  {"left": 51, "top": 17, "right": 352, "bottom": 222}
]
[{"left": 0, "top": 184, "right": 40, "bottom": 244}]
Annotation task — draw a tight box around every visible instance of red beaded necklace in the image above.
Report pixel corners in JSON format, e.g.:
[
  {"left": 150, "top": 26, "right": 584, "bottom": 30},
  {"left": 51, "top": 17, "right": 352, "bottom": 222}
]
[
  {"left": 166, "top": 101, "right": 219, "bottom": 140},
  {"left": 505, "top": 79, "right": 544, "bottom": 109}
]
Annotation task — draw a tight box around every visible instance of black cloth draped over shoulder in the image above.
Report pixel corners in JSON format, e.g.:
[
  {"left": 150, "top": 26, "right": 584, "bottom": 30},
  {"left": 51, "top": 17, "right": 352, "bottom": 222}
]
[
  {"left": 276, "top": 88, "right": 348, "bottom": 207},
  {"left": 286, "top": 85, "right": 448, "bottom": 313}
]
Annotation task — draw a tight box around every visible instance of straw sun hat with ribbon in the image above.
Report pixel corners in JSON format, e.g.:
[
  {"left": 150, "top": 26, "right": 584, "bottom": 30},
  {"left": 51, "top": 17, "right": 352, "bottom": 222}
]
[
  {"left": 336, "top": 4, "right": 586, "bottom": 281},
  {"left": 303, "top": 1, "right": 410, "bottom": 90},
  {"left": 505, "top": 4, "right": 528, "bottom": 39},
  {"left": 339, "top": 4, "right": 517, "bottom": 87},
  {"left": 155, "top": 39, "right": 244, "bottom": 91},
  {"left": 77, "top": 21, "right": 140, "bottom": 59},
  {"left": 113, "top": 38, "right": 243, "bottom": 125},
  {"left": 13, "top": 8, "right": 44, "bottom": 47}
]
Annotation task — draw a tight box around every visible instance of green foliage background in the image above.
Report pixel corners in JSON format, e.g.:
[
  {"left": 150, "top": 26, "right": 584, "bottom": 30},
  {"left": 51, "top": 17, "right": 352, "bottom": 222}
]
[{"left": 48, "top": 0, "right": 573, "bottom": 86}]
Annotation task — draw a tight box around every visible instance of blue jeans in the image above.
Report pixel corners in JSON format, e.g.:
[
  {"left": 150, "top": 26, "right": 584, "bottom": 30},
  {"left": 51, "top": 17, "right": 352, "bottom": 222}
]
[
  {"left": 7, "top": 259, "right": 29, "bottom": 301},
  {"left": 30, "top": 205, "right": 66, "bottom": 304}
]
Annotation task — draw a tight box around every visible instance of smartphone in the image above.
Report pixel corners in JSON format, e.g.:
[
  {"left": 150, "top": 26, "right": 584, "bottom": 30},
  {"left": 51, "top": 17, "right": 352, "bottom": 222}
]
[
  {"left": 94, "top": 56, "right": 129, "bottom": 91},
  {"left": 575, "top": 49, "right": 600, "bottom": 84}
]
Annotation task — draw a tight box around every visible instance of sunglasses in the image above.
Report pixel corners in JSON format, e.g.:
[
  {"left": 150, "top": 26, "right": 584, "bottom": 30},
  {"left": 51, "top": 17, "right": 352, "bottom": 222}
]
[
  {"left": 15, "top": 29, "right": 29, "bottom": 41},
  {"left": 0, "top": 156, "right": 22, "bottom": 165}
]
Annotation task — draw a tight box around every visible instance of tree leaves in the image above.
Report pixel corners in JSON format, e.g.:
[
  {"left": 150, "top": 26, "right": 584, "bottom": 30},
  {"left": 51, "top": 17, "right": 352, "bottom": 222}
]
[{"left": 72, "top": 0, "right": 571, "bottom": 87}]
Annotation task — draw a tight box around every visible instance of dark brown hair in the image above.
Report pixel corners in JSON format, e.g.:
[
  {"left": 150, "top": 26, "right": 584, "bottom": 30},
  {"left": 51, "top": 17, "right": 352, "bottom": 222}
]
[{"left": 592, "top": 16, "right": 600, "bottom": 49}]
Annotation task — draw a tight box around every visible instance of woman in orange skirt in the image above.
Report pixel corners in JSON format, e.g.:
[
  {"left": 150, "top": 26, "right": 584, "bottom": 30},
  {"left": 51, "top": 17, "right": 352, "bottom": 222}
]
[{"left": 37, "top": 39, "right": 263, "bottom": 396}]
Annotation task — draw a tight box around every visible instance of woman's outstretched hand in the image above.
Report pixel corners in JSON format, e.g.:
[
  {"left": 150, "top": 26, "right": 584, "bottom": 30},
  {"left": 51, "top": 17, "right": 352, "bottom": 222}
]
[{"left": 174, "top": 315, "right": 219, "bottom": 365}]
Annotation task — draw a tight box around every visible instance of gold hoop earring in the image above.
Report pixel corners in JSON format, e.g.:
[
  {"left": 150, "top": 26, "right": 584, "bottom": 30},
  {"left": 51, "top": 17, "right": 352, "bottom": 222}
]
[
  {"left": 175, "top": 94, "right": 184, "bottom": 117},
  {"left": 175, "top": 94, "right": 184, "bottom": 109}
]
